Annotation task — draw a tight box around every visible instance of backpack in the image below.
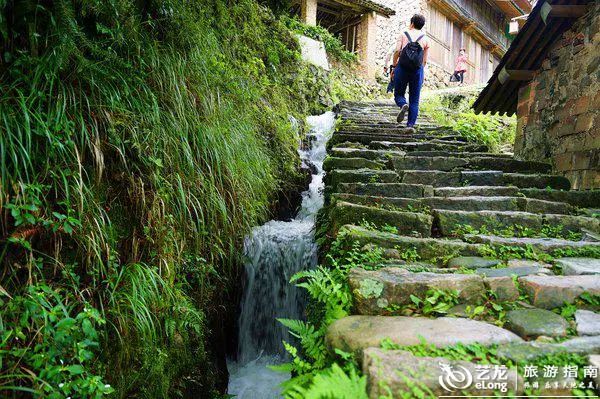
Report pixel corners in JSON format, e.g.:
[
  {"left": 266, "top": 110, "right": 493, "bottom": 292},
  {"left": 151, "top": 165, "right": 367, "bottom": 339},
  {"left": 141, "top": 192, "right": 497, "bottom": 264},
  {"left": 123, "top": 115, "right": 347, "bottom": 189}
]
[{"left": 399, "top": 32, "right": 425, "bottom": 71}]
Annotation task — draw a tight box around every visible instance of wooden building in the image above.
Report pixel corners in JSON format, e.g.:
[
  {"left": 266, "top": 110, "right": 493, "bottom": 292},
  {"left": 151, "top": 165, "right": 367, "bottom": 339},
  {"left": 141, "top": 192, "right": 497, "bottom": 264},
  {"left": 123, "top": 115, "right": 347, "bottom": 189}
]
[
  {"left": 292, "top": 0, "right": 395, "bottom": 76},
  {"left": 375, "top": 0, "right": 533, "bottom": 87},
  {"left": 474, "top": 0, "right": 598, "bottom": 189}
]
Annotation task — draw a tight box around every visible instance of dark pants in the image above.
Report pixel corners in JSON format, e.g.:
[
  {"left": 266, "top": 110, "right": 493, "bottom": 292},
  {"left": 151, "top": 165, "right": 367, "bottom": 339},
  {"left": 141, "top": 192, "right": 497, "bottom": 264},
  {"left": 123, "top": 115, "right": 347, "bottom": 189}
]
[
  {"left": 394, "top": 64, "right": 424, "bottom": 127},
  {"left": 456, "top": 71, "right": 465, "bottom": 83}
]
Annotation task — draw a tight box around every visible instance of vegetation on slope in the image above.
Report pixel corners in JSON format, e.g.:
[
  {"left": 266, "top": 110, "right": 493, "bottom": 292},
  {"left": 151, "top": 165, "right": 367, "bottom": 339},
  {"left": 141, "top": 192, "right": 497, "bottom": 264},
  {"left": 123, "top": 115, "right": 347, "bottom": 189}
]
[
  {"left": 421, "top": 91, "right": 517, "bottom": 152},
  {"left": 0, "top": 0, "right": 366, "bottom": 397}
]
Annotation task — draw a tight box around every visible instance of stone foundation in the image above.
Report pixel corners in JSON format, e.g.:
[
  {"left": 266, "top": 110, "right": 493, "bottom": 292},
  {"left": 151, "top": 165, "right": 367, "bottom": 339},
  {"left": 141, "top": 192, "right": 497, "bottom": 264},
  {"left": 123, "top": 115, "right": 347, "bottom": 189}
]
[{"left": 514, "top": 2, "right": 600, "bottom": 190}]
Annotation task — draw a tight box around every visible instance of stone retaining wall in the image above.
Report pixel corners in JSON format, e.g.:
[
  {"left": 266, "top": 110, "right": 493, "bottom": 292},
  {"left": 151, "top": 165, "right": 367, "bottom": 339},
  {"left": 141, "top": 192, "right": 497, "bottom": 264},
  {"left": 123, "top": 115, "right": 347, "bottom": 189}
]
[{"left": 514, "top": 3, "right": 600, "bottom": 190}]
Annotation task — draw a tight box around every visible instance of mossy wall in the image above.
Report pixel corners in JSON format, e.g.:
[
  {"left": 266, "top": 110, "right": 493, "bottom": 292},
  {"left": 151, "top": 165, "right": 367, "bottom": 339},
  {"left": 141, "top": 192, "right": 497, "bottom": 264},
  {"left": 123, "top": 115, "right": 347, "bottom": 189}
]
[{"left": 0, "top": 0, "right": 369, "bottom": 397}]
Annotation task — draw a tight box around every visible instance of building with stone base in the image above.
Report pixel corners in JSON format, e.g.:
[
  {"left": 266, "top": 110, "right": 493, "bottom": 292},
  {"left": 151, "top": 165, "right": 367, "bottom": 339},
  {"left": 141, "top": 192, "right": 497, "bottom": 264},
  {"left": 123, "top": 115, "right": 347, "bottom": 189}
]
[
  {"left": 474, "top": 0, "right": 598, "bottom": 190},
  {"left": 375, "top": 0, "right": 533, "bottom": 88},
  {"left": 294, "top": 0, "right": 532, "bottom": 88}
]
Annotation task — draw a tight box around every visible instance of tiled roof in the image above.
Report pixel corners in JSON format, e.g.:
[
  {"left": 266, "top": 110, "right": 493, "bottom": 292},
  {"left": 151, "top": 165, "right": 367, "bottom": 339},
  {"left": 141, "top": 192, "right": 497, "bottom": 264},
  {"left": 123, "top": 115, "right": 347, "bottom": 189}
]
[
  {"left": 473, "top": 0, "right": 594, "bottom": 116},
  {"left": 345, "top": 0, "right": 395, "bottom": 16}
]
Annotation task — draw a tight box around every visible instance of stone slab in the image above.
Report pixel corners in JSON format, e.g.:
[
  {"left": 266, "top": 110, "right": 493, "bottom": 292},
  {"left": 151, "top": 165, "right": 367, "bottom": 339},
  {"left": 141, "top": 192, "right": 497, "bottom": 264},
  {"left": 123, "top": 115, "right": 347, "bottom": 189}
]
[
  {"left": 343, "top": 225, "right": 482, "bottom": 261},
  {"left": 519, "top": 275, "right": 600, "bottom": 309},
  {"left": 323, "top": 157, "right": 386, "bottom": 171},
  {"left": 506, "top": 309, "right": 568, "bottom": 339},
  {"left": 326, "top": 315, "right": 523, "bottom": 354},
  {"left": 363, "top": 348, "right": 522, "bottom": 399},
  {"left": 476, "top": 266, "right": 548, "bottom": 278},
  {"left": 555, "top": 257, "right": 600, "bottom": 275},
  {"left": 434, "top": 186, "right": 521, "bottom": 197},
  {"left": 485, "top": 276, "right": 520, "bottom": 302},
  {"left": 575, "top": 309, "right": 600, "bottom": 336},
  {"left": 447, "top": 256, "right": 501, "bottom": 269},
  {"left": 336, "top": 182, "right": 433, "bottom": 198},
  {"left": 349, "top": 267, "right": 485, "bottom": 315},
  {"left": 330, "top": 201, "right": 432, "bottom": 237},
  {"left": 327, "top": 169, "right": 398, "bottom": 188},
  {"left": 465, "top": 234, "right": 600, "bottom": 253},
  {"left": 497, "top": 335, "right": 600, "bottom": 362}
]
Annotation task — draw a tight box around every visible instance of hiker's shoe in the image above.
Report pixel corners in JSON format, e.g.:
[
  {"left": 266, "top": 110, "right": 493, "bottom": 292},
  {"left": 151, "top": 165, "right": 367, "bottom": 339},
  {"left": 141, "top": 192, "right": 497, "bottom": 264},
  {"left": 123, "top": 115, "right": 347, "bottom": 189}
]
[
  {"left": 405, "top": 126, "right": 416, "bottom": 134},
  {"left": 396, "top": 104, "right": 409, "bottom": 124}
]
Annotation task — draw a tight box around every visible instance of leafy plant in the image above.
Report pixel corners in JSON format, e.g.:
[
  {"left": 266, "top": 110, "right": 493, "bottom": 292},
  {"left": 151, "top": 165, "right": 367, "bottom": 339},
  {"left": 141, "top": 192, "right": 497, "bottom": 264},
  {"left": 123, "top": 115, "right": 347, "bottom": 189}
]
[{"left": 1, "top": 284, "right": 113, "bottom": 398}]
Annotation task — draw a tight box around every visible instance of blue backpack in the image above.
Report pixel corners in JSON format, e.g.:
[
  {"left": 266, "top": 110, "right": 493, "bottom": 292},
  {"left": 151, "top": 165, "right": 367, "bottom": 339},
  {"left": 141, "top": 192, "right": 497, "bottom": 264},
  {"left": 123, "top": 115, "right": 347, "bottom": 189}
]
[{"left": 399, "top": 32, "right": 425, "bottom": 71}]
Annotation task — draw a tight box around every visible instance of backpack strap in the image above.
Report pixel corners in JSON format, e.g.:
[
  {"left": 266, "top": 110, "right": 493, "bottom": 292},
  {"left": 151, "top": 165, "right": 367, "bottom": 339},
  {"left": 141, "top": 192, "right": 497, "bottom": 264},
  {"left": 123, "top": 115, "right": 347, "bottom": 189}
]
[
  {"left": 404, "top": 31, "right": 413, "bottom": 43},
  {"left": 415, "top": 34, "right": 425, "bottom": 42}
]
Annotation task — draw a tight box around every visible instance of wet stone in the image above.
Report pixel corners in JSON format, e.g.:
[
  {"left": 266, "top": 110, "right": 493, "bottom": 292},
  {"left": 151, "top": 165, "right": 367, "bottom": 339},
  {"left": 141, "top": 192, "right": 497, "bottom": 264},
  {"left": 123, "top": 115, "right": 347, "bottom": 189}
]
[
  {"left": 506, "top": 309, "right": 569, "bottom": 339},
  {"left": 555, "top": 257, "right": 600, "bottom": 275},
  {"left": 337, "top": 182, "right": 433, "bottom": 198},
  {"left": 476, "top": 266, "right": 549, "bottom": 278},
  {"left": 322, "top": 157, "right": 386, "bottom": 171},
  {"left": 447, "top": 256, "right": 501, "bottom": 269},
  {"left": 349, "top": 267, "right": 485, "bottom": 315},
  {"left": 497, "top": 335, "right": 600, "bottom": 362},
  {"left": 330, "top": 201, "right": 432, "bottom": 237},
  {"left": 484, "top": 276, "right": 520, "bottom": 302},
  {"left": 326, "top": 315, "right": 523, "bottom": 354},
  {"left": 507, "top": 259, "right": 550, "bottom": 269},
  {"left": 519, "top": 275, "right": 600, "bottom": 309},
  {"left": 434, "top": 186, "right": 520, "bottom": 197},
  {"left": 575, "top": 310, "right": 600, "bottom": 336}
]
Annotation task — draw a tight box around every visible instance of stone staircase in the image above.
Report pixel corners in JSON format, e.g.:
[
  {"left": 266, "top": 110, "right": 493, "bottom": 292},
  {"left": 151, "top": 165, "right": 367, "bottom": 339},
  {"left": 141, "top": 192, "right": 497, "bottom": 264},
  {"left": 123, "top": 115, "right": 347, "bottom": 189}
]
[{"left": 321, "top": 101, "right": 600, "bottom": 398}]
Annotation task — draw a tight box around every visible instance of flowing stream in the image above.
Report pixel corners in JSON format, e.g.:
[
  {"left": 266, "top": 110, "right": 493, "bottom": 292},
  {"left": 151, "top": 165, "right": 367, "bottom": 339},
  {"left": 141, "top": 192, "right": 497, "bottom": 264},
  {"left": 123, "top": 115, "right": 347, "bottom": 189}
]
[{"left": 227, "top": 112, "right": 335, "bottom": 398}]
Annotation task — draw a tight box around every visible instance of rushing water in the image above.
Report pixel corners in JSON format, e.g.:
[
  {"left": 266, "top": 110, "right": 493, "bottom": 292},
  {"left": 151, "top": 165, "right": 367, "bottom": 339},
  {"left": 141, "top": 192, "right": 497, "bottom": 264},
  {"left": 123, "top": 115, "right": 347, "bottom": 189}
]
[{"left": 227, "top": 112, "right": 335, "bottom": 398}]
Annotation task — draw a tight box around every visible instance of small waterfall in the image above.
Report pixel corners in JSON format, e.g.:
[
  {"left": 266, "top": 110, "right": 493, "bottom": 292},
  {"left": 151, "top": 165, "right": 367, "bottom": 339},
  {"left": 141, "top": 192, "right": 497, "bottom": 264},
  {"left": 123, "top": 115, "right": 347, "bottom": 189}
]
[{"left": 228, "top": 112, "right": 335, "bottom": 398}]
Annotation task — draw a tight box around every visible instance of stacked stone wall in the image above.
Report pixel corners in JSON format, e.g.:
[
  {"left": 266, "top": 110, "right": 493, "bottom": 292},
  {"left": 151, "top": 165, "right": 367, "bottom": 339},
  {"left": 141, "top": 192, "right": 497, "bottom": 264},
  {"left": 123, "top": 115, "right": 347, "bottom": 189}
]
[{"left": 514, "top": 3, "right": 600, "bottom": 190}]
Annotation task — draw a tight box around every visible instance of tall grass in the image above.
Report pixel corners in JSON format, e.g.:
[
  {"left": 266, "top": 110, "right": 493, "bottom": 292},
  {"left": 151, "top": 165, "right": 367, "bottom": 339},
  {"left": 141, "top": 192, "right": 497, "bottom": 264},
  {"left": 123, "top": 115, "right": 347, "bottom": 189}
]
[{"left": 0, "top": 0, "right": 318, "bottom": 396}]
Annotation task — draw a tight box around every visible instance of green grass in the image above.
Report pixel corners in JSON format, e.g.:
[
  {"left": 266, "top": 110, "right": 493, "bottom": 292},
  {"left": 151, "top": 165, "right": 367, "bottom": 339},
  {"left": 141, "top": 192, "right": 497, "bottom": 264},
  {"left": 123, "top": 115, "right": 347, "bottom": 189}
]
[{"left": 0, "top": 1, "right": 356, "bottom": 397}]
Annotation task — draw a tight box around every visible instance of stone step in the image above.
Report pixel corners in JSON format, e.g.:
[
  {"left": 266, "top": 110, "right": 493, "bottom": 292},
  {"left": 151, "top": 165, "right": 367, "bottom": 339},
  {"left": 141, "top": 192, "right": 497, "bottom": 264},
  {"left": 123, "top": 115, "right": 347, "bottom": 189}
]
[
  {"left": 401, "top": 170, "right": 571, "bottom": 189},
  {"left": 330, "top": 147, "right": 406, "bottom": 161},
  {"left": 323, "top": 157, "right": 386, "bottom": 172},
  {"left": 392, "top": 156, "right": 551, "bottom": 173},
  {"left": 575, "top": 310, "right": 600, "bottom": 335},
  {"left": 330, "top": 201, "right": 432, "bottom": 237},
  {"left": 434, "top": 186, "right": 521, "bottom": 197},
  {"left": 464, "top": 234, "right": 600, "bottom": 253},
  {"left": 363, "top": 348, "right": 522, "bottom": 399},
  {"left": 326, "top": 315, "right": 522, "bottom": 355},
  {"left": 497, "top": 335, "right": 600, "bottom": 363},
  {"left": 336, "top": 126, "right": 454, "bottom": 136},
  {"left": 334, "top": 183, "right": 433, "bottom": 199},
  {"left": 331, "top": 193, "right": 421, "bottom": 210},
  {"left": 326, "top": 169, "right": 399, "bottom": 189},
  {"left": 406, "top": 150, "right": 513, "bottom": 158},
  {"left": 519, "top": 275, "right": 600, "bottom": 309},
  {"left": 505, "top": 308, "right": 569, "bottom": 339},
  {"left": 475, "top": 265, "right": 551, "bottom": 278},
  {"left": 341, "top": 225, "right": 481, "bottom": 260},
  {"left": 332, "top": 132, "right": 427, "bottom": 144},
  {"left": 434, "top": 210, "right": 600, "bottom": 236},
  {"left": 555, "top": 257, "right": 600, "bottom": 275},
  {"left": 349, "top": 267, "right": 485, "bottom": 315},
  {"left": 371, "top": 141, "right": 488, "bottom": 153},
  {"left": 332, "top": 193, "right": 574, "bottom": 214},
  {"left": 520, "top": 188, "right": 600, "bottom": 209}
]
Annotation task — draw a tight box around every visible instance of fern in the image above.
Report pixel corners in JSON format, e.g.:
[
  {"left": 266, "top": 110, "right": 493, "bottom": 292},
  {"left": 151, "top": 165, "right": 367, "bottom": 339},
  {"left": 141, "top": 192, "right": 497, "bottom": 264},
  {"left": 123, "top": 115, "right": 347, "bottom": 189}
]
[
  {"left": 285, "top": 363, "right": 368, "bottom": 399},
  {"left": 278, "top": 319, "right": 327, "bottom": 368}
]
